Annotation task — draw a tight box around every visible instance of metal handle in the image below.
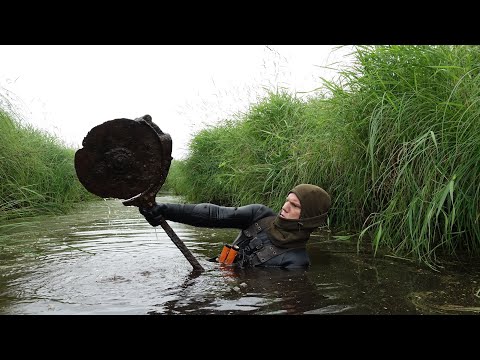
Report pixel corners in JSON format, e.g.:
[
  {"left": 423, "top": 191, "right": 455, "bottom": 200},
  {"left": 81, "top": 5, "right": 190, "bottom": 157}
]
[{"left": 157, "top": 216, "right": 205, "bottom": 272}]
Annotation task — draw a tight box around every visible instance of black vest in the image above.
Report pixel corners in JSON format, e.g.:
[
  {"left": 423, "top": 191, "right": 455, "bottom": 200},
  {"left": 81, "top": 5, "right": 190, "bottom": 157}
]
[{"left": 224, "top": 216, "right": 310, "bottom": 268}]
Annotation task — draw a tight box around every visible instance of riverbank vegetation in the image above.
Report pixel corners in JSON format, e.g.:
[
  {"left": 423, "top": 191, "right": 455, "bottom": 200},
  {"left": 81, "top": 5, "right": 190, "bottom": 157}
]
[
  {"left": 167, "top": 45, "right": 480, "bottom": 268},
  {"left": 0, "top": 109, "right": 93, "bottom": 229}
]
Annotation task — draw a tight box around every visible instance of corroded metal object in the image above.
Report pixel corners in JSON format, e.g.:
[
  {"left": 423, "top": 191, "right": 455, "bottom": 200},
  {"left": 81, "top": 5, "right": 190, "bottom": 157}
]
[
  {"left": 74, "top": 114, "right": 172, "bottom": 208},
  {"left": 74, "top": 115, "right": 205, "bottom": 272}
]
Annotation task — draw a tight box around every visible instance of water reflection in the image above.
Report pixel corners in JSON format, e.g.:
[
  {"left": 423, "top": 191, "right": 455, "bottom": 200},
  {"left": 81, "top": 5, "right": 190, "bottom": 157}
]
[
  {"left": 1, "top": 194, "right": 480, "bottom": 315},
  {"left": 153, "top": 266, "right": 343, "bottom": 315}
]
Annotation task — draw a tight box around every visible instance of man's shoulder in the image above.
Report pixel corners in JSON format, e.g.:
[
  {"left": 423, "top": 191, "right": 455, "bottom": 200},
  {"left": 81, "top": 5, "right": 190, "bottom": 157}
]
[{"left": 251, "top": 204, "right": 276, "bottom": 220}]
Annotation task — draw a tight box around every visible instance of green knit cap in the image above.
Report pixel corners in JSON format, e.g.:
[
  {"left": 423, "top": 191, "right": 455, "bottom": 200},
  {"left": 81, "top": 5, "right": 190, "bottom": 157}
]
[{"left": 289, "top": 184, "right": 331, "bottom": 220}]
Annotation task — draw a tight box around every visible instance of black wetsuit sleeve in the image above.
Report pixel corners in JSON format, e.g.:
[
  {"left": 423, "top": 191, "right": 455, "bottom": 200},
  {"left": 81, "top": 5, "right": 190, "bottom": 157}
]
[{"left": 161, "top": 203, "right": 276, "bottom": 229}]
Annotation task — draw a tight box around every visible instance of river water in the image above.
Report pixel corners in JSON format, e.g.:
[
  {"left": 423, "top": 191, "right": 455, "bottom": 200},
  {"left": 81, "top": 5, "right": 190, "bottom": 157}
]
[{"left": 1, "top": 193, "right": 480, "bottom": 315}]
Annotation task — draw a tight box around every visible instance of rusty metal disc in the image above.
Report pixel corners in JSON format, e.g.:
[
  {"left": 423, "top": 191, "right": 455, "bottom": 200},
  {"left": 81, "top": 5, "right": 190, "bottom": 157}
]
[{"left": 74, "top": 115, "right": 172, "bottom": 206}]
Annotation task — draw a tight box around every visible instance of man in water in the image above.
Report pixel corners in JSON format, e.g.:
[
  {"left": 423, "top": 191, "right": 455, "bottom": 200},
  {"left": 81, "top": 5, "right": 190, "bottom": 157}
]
[{"left": 139, "top": 184, "right": 331, "bottom": 269}]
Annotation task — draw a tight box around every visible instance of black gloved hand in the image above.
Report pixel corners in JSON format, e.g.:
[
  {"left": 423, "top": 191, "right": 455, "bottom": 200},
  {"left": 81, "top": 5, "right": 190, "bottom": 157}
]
[{"left": 139, "top": 203, "right": 168, "bottom": 227}]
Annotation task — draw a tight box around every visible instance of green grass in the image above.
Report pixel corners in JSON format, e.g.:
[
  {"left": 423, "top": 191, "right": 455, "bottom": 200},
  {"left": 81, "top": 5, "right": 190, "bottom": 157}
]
[
  {"left": 0, "top": 107, "right": 95, "bottom": 227},
  {"left": 167, "top": 45, "right": 480, "bottom": 269}
]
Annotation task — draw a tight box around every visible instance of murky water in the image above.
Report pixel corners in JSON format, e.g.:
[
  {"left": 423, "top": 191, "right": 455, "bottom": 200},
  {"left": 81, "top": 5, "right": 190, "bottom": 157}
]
[{"left": 1, "top": 193, "right": 480, "bottom": 315}]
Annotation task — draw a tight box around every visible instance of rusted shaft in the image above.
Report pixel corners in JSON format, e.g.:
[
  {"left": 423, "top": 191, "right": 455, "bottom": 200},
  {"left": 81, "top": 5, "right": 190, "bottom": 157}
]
[{"left": 158, "top": 217, "right": 204, "bottom": 272}]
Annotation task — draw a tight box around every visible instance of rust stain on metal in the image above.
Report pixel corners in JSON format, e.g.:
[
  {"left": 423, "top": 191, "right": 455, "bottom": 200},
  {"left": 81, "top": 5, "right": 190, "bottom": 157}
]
[{"left": 74, "top": 114, "right": 172, "bottom": 208}]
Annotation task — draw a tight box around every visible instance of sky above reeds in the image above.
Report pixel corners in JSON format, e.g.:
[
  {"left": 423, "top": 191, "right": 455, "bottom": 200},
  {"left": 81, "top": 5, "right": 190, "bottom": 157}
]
[{"left": 0, "top": 45, "right": 353, "bottom": 159}]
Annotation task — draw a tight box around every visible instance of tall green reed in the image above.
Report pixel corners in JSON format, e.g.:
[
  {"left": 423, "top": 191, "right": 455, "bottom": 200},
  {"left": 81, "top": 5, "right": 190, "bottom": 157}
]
[
  {"left": 169, "top": 45, "right": 480, "bottom": 268},
  {"left": 334, "top": 45, "right": 480, "bottom": 268},
  {"left": 0, "top": 108, "right": 93, "bottom": 226},
  {"left": 172, "top": 92, "right": 334, "bottom": 210}
]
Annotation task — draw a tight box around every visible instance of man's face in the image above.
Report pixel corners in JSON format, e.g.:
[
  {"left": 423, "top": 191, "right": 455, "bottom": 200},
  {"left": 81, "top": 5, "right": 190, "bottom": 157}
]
[{"left": 279, "top": 192, "right": 301, "bottom": 220}]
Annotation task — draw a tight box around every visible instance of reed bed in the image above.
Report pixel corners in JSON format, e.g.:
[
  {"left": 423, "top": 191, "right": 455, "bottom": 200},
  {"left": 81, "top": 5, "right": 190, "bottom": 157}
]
[
  {"left": 0, "top": 108, "right": 93, "bottom": 230},
  {"left": 168, "top": 45, "right": 480, "bottom": 268}
]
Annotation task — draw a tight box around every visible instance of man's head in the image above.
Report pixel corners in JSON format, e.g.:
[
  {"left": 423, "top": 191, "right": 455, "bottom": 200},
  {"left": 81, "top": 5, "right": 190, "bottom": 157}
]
[
  {"left": 269, "top": 184, "right": 332, "bottom": 248},
  {"left": 280, "top": 184, "right": 331, "bottom": 220}
]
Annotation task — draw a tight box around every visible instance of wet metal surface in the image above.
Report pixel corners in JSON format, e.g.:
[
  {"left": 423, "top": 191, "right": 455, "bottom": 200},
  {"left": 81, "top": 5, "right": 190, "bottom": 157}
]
[
  {"left": 1, "top": 194, "right": 480, "bottom": 315},
  {"left": 74, "top": 115, "right": 172, "bottom": 207}
]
